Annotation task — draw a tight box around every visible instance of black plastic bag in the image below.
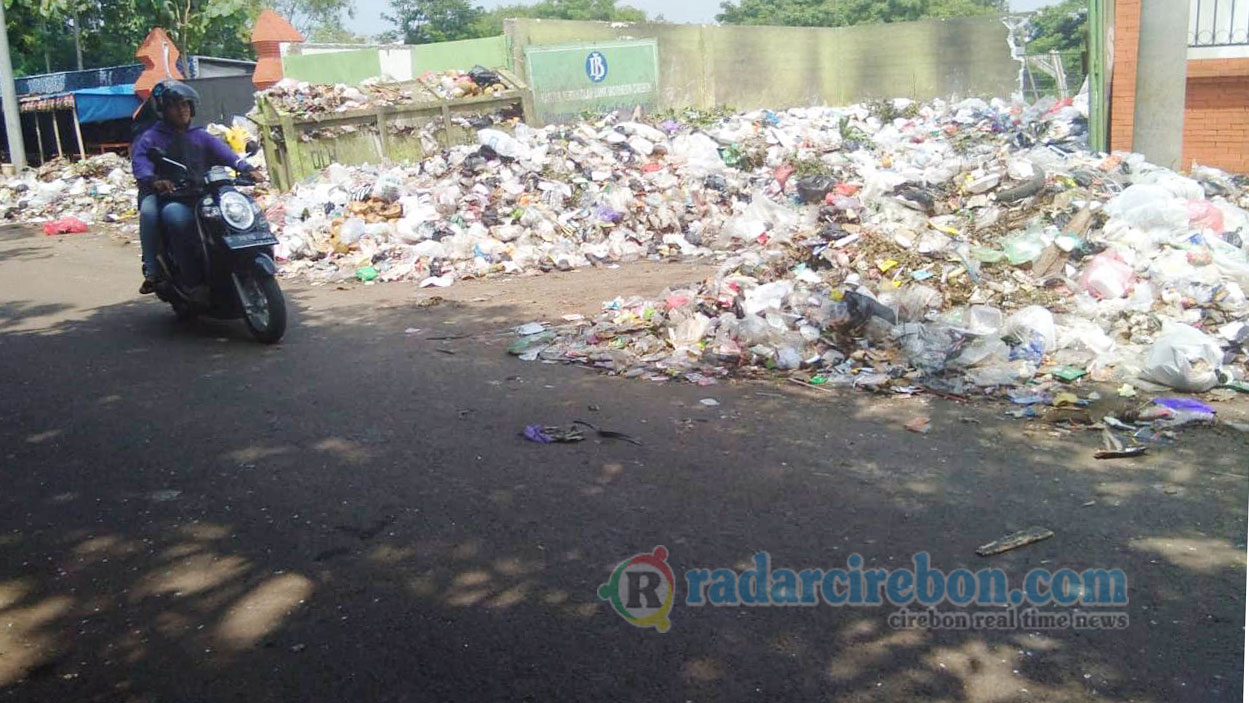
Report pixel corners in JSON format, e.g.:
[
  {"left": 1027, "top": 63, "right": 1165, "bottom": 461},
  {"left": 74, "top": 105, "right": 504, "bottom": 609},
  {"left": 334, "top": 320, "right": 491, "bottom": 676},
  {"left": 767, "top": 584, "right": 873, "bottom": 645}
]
[{"left": 467, "top": 65, "right": 502, "bottom": 88}]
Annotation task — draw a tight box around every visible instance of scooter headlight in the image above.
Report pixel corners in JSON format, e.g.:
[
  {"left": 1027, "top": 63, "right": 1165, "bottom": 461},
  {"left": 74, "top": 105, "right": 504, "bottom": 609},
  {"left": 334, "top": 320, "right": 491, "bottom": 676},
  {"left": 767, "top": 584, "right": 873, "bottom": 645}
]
[{"left": 220, "top": 191, "right": 256, "bottom": 230}]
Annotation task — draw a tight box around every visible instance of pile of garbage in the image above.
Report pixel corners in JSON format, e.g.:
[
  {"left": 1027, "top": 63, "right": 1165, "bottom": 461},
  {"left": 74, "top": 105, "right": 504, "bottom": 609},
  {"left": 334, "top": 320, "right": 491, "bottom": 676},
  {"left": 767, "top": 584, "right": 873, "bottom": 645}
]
[
  {"left": 1, "top": 153, "right": 138, "bottom": 225},
  {"left": 489, "top": 98, "right": 1247, "bottom": 399},
  {"left": 258, "top": 79, "right": 423, "bottom": 117},
  {"left": 271, "top": 117, "right": 724, "bottom": 285},
  {"left": 419, "top": 66, "right": 510, "bottom": 99}
]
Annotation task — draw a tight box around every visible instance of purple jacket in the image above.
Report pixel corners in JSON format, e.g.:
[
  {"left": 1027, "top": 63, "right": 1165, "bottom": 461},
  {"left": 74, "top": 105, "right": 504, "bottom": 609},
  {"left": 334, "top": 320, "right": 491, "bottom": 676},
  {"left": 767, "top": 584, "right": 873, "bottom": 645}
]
[{"left": 131, "top": 121, "right": 253, "bottom": 185}]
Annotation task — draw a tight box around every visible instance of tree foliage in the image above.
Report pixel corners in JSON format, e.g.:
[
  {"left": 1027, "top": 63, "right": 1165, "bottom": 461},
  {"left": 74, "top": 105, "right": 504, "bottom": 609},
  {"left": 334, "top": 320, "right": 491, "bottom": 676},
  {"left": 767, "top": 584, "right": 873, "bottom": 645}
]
[
  {"left": 381, "top": 0, "right": 483, "bottom": 44},
  {"left": 1023, "top": 0, "right": 1086, "bottom": 54},
  {"left": 268, "top": 0, "right": 353, "bottom": 37},
  {"left": 473, "top": 0, "right": 646, "bottom": 35},
  {"left": 381, "top": 0, "right": 648, "bottom": 44},
  {"left": 4, "top": 0, "right": 353, "bottom": 76},
  {"left": 716, "top": 0, "right": 1005, "bottom": 27}
]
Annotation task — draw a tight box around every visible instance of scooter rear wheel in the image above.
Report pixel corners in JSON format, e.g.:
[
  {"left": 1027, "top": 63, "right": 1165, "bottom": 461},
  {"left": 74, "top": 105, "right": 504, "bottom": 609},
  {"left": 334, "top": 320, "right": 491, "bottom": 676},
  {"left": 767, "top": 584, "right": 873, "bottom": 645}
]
[{"left": 240, "top": 275, "right": 287, "bottom": 344}]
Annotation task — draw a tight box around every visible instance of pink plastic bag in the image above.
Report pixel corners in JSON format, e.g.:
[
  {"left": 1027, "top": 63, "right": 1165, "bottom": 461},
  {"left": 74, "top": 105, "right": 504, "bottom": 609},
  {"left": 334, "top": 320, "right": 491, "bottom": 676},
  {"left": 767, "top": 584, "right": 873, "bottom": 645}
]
[
  {"left": 1187, "top": 199, "right": 1225, "bottom": 233},
  {"left": 42, "top": 216, "right": 89, "bottom": 235},
  {"left": 1079, "top": 251, "right": 1135, "bottom": 299}
]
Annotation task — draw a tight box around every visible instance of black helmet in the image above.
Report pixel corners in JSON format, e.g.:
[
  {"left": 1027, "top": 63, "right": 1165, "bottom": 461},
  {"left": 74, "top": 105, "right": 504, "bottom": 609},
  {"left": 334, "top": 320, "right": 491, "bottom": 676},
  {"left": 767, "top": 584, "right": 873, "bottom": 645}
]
[{"left": 152, "top": 80, "right": 199, "bottom": 117}]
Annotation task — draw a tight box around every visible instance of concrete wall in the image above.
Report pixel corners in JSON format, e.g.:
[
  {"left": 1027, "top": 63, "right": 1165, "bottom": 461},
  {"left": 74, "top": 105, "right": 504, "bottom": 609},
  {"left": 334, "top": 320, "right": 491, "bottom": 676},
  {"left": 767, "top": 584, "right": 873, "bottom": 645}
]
[
  {"left": 279, "top": 37, "right": 512, "bottom": 85},
  {"left": 411, "top": 35, "right": 510, "bottom": 74},
  {"left": 505, "top": 17, "right": 1017, "bottom": 112},
  {"left": 282, "top": 48, "right": 381, "bottom": 84}
]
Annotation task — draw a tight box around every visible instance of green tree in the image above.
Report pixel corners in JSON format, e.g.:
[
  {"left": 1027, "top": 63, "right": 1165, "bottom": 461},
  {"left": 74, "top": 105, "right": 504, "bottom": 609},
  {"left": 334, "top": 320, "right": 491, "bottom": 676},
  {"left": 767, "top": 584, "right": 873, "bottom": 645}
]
[
  {"left": 717, "top": 0, "right": 1004, "bottom": 27},
  {"left": 311, "top": 22, "right": 367, "bottom": 43},
  {"left": 472, "top": 0, "right": 647, "bottom": 37},
  {"left": 4, "top": 0, "right": 263, "bottom": 75},
  {"left": 269, "top": 0, "right": 354, "bottom": 39},
  {"left": 382, "top": 0, "right": 484, "bottom": 44},
  {"left": 1024, "top": 0, "right": 1086, "bottom": 54},
  {"left": 3, "top": 0, "right": 73, "bottom": 74},
  {"left": 1021, "top": 0, "right": 1087, "bottom": 92}
]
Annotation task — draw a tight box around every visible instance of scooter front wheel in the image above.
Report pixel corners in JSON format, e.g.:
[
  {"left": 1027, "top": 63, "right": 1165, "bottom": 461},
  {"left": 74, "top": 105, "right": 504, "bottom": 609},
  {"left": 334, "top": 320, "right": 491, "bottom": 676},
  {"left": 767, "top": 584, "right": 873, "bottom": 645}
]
[{"left": 238, "top": 274, "right": 287, "bottom": 344}]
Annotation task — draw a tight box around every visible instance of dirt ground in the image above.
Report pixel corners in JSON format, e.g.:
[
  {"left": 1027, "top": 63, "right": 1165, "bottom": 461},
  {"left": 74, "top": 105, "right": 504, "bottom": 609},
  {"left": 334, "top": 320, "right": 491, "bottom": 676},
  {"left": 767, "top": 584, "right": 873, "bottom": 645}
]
[{"left": 1, "top": 224, "right": 1246, "bottom": 702}]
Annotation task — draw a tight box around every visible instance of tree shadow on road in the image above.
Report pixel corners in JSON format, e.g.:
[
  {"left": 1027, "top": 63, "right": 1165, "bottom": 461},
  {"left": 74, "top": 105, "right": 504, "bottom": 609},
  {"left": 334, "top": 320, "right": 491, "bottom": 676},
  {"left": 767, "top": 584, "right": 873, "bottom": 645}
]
[{"left": 0, "top": 280, "right": 1244, "bottom": 702}]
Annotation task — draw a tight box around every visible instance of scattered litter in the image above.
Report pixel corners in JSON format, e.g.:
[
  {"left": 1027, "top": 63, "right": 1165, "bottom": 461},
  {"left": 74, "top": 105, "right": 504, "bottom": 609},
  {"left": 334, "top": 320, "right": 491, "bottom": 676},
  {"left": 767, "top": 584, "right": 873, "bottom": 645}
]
[
  {"left": 3, "top": 153, "right": 138, "bottom": 227},
  {"left": 522, "top": 424, "right": 584, "bottom": 443},
  {"left": 699, "top": 398, "right": 720, "bottom": 407},
  {"left": 573, "top": 419, "right": 643, "bottom": 445},
  {"left": 904, "top": 416, "right": 932, "bottom": 434},
  {"left": 976, "top": 526, "right": 1055, "bottom": 556},
  {"left": 1095, "top": 446, "right": 1149, "bottom": 459},
  {"left": 515, "top": 322, "right": 546, "bottom": 336},
  {"left": 1152, "top": 397, "right": 1215, "bottom": 414},
  {"left": 1051, "top": 366, "right": 1087, "bottom": 383},
  {"left": 42, "top": 216, "right": 89, "bottom": 235}
]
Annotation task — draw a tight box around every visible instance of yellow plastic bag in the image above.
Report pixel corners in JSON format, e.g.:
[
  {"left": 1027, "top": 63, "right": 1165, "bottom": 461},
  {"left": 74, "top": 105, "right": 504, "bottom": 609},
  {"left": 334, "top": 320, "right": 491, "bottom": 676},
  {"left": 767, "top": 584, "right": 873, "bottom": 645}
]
[{"left": 225, "top": 126, "right": 250, "bottom": 153}]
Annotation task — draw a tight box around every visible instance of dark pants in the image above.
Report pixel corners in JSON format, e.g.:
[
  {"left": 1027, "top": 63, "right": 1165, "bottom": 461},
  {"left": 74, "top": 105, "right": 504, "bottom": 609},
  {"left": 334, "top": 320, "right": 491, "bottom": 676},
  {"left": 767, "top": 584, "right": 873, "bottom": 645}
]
[{"left": 139, "top": 195, "right": 200, "bottom": 286}]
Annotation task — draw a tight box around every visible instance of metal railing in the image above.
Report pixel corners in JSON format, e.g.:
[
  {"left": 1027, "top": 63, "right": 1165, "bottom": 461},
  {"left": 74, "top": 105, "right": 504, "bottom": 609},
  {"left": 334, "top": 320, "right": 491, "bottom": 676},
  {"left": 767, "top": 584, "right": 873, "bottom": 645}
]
[
  {"left": 1190, "top": 0, "right": 1249, "bottom": 46},
  {"left": 1022, "top": 50, "right": 1086, "bottom": 102}
]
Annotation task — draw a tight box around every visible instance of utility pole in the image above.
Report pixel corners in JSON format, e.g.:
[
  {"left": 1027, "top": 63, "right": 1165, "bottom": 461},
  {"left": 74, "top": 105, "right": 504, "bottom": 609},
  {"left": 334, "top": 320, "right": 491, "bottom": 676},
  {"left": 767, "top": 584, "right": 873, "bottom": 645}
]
[
  {"left": 0, "top": 0, "right": 28, "bottom": 170},
  {"left": 1132, "top": 0, "right": 1190, "bottom": 170}
]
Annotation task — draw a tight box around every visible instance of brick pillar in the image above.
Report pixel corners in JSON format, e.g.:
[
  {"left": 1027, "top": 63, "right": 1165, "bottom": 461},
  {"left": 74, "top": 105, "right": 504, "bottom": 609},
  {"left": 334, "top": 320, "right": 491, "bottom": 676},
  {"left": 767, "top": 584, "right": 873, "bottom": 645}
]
[
  {"left": 251, "top": 9, "right": 304, "bottom": 90},
  {"left": 1109, "top": 0, "right": 1141, "bottom": 152}
]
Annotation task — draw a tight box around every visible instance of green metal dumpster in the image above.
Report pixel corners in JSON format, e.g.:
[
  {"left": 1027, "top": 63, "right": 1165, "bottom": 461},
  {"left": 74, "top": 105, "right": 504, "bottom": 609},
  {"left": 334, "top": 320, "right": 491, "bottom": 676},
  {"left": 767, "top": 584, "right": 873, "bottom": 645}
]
[{"left": 252, "top": 69, "right": 534, "bottom": 191}]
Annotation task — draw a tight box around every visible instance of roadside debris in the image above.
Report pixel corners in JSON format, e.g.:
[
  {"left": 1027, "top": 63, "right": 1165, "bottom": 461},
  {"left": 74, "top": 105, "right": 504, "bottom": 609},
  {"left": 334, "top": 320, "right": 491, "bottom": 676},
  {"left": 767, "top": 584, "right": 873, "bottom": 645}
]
[
  {"left": 1094, "top": 428, "right": 1148, "bottom": 459},
  {"left": 452, "top": 98, "right": 1248, "bottom": 425},
  {"left": 2, "top": 153, "right": 137, "bottom": 225},
  {"left": 521, "top": 420, "right": 641, "bottom": 445},
  {"left": 573, "top": 419, "right": 643, "bottom": 445},
  {"left": 904, "top": 415, "right": 932, "bottom": 434},
  {"left": 976, "top": 526, "right": 1055, "bottom": 556},
  {"left": 42, "top": 216, "right": 89, "bottom": 235},
  {"left": 522, "top": 424, "right": 584, "bottom": 443}
]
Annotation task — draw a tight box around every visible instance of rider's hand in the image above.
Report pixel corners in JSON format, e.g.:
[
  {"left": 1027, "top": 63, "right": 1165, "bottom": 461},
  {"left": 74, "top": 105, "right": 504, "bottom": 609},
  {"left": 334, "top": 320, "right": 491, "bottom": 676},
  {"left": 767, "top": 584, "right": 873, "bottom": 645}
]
[
  {"left": 248, "top": 170, "right": 266, "bottom": 185},
  {"left": 153, "top": 179, "right": 175, "bottom": 194}
]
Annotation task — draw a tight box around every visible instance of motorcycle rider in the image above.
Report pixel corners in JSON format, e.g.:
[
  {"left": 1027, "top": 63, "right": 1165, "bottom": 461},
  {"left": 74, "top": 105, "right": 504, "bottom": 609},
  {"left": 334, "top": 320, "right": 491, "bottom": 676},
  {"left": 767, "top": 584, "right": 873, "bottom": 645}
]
[{"left": 131, "top": 80, "right": 264, "bottom": 296}]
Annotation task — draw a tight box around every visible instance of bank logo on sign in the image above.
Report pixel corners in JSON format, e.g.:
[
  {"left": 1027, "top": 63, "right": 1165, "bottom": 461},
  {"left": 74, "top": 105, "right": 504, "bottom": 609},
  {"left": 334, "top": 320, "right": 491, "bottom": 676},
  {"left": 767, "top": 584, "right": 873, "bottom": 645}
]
[
  {"left": 585, "top": 50, "right": 608, "bottom": 83},
  {"left": 597, "top": 546, "right": 674, "bottom": 632}
]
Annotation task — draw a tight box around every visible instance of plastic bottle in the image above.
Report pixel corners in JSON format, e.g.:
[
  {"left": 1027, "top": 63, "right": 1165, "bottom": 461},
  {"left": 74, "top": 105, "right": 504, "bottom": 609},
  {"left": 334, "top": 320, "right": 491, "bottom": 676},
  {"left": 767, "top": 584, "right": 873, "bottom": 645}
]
[{"left": 477, "top": 129, "right": 529, "bottom": 160}]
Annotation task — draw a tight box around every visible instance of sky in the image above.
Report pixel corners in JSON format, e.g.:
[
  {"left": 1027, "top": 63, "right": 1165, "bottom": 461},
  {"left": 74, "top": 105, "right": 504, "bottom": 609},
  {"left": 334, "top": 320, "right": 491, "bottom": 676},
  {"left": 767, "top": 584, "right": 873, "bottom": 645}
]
[{"left": 347, "top": 0, "right": 1061, "bottom": 40}]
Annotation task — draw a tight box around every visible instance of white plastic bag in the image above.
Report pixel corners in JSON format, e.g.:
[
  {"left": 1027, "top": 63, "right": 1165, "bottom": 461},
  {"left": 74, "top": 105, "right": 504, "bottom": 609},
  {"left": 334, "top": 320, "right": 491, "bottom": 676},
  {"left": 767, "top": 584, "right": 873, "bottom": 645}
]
[
  {"left": 1001, "top": 305, "right": 1057, "bottom": 351},
  {"left": 668, "top": 313, "right": 711, "bottom": 349},
  {"left": 742, "top": 281, "right": 794, "bottom": 316},
  {"left": 669, "top": 133, "right": 724, "bottom": 177},
  {"left": 1140, "top": 322, "right": 1227, "bottom": 392}
]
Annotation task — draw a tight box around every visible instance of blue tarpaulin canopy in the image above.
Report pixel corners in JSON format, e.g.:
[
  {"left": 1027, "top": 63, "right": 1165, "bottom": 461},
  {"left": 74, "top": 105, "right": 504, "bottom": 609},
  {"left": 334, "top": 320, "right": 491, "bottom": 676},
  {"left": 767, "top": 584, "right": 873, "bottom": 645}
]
[{"left": 73, "top": 84, "right": 141, "bottom": 124}]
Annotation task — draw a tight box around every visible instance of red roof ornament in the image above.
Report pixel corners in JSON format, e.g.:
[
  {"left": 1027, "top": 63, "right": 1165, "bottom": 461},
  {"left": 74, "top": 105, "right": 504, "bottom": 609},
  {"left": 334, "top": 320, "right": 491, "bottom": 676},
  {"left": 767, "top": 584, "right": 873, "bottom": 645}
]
[
  {"left": 252, "top": 9, "right": 305, "bottom": 89},
  {"left": 134, "top": 28, "right": 184, "bottom": 100}
]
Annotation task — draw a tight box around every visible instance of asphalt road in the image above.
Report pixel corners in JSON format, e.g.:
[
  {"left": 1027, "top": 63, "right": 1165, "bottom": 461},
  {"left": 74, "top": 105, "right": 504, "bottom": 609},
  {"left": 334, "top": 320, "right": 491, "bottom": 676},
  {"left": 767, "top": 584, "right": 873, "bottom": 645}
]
[{"left": 1, "top": 226, "right": 1246, "bottom": 702}]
